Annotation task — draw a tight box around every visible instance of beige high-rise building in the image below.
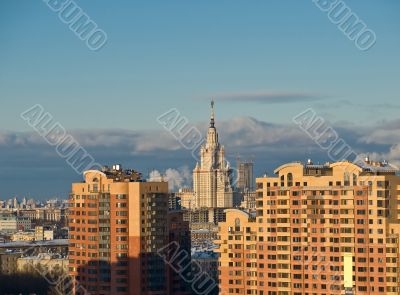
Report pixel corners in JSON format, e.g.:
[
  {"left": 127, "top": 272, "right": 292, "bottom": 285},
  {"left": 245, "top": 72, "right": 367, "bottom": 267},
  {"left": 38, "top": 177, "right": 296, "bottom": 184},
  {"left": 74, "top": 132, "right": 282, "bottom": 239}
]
[
  {"left": 193, "top": 101, "right": 233, "bottom": 209},
  {"left": 216, "top": 159, "right": 400, "bottom": 295}
]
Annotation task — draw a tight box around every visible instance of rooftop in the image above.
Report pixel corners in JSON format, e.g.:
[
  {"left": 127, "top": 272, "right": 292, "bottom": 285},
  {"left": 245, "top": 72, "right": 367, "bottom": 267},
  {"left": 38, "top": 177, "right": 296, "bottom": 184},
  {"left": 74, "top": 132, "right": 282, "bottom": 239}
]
[
  {"left": 84, "top": 164, "right": 144, "bottom": 182},
  {"left": 0, "top": 239, "right": 68, "bottom": 248},
  {"left": 274, "top": 158, "right": 398, "bottom": 175}
]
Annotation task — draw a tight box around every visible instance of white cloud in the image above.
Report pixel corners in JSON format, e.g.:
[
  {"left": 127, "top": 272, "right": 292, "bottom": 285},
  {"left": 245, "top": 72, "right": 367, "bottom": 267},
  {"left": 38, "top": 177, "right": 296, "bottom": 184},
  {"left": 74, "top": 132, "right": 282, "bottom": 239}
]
[
  {"left": 2, "top": 116, "right": 399, "bottom": 199},
  {"left": 0, "top": 116, "right": 397, "bottom": 168},
  {"left": 148, "top": 166, "right": 192, "bottom": 191},
  {"left": 215, "top": 91, "right": 324, "bottom": 104}
]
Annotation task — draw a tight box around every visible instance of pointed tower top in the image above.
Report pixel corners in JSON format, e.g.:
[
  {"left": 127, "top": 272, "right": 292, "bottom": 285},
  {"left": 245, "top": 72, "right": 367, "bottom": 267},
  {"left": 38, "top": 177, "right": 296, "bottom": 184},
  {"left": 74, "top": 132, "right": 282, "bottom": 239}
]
[{"left": 210, "top": 99, "right": 215, "bottom": 128}]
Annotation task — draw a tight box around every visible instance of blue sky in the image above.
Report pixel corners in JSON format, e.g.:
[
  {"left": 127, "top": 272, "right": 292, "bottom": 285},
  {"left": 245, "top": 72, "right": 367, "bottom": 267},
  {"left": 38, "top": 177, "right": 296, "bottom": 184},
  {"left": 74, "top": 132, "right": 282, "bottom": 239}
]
[{"left": 0, "top": 0, "right": 399, "bottom": 199}]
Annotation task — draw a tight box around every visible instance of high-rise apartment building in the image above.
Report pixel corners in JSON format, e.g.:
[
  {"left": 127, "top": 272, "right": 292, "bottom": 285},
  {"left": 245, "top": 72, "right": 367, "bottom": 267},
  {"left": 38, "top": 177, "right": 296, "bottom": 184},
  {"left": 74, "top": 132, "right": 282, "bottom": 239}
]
[
  {"left": 193, "top": 101, "right": 233, "bottom": 209},
  {"left": 68, "top": 165, "right": 190, "bottom": 295},
  {"left": 217, "top": 159, "right": 400, "bottom": 295},
  {"left": 236, "top": 159, "right": 254, "bottom": 192}
]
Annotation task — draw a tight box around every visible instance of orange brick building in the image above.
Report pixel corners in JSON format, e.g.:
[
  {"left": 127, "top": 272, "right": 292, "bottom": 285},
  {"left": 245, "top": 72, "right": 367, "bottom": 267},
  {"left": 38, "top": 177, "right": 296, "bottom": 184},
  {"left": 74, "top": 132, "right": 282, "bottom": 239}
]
[
  {"left": 217, "top": 159, "right": 400, "bottom": 295},
  {"left": 68, "top": 165, "right": 191, "bottom": 295}
]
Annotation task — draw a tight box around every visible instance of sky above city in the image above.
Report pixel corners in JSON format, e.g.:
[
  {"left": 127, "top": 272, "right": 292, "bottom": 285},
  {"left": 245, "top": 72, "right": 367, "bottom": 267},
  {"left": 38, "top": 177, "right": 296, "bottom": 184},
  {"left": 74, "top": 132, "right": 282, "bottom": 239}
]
[{"left": 0, "top": 0, "right": 399, "bottom": 199}]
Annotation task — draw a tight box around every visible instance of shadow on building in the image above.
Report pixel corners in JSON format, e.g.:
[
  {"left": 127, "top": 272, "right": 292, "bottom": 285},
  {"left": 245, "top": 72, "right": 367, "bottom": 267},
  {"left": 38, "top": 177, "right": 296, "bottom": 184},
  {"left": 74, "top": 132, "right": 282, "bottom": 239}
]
[
  {"left": 72, "top": 254, "right": 217, "bottom": 295},
  {"left": 0, "top": 273, "right": 53, "bottom": 294}
]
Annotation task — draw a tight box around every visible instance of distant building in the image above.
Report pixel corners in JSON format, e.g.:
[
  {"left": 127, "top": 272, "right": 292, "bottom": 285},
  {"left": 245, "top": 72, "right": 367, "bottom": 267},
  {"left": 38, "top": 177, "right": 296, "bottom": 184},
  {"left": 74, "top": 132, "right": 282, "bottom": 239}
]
[
  {"left": 240, "top": 190, "right": 256, "bottom": 211},
  {"left": 11, "top": 231, "right": 35, "bottom": 242},
  {"left": 0, "top": 214, "right": 29, "bottom": 233},
  {"left": 35, "top": 226, "right": 54, "bottom": 241},
  {"left": 0, "top": 213, "right": 17, "bottom": 233},
  {"left": 5, "top": 208, "right": 66, "bottom": 223},
  {"left": 191, "top": 229, "right": 218, "bottom": 241},
  {"left": 0, "top": 239, "right": 68, "bottom": 257},
  {"left": 191, "top": 251, "right": 218, "bottom": 294},
  {"left": 175, "top": 188, "right": 195, "bottom": 209},
  {"left": 168, "top": 191, "right": 185, "bottom": 210},
  {"left": 189, "top": 222, "right": 218, "bottom": 231},
  {"left": 236, "top": 158, "right": 254, "bottom": 192},
  {"left": 17, "top": 209, "right": 36, "bottom": 220},
  {"left": 0, "top": 234, "right": 10, "bottom": 243},
  {"left": 16, "top": 216, "right": 31, "bottom": 231},
  {"left": 0, "top": 251, "right": 23, "bottom": 274},
  {"left": 183, "top": 207, "right": 226, "bottom": 224},
  {"left": 193, "top": 101, "right": 233, "bottom": 209},
  {"left": 189, "top": 222, "right": 219, "bottom": 252},
  {"left": 17, "top": 253, "right": 68, "bottom": 274},
  {"left": 34, "top": 208, "right": 65, "bottom": 222}
]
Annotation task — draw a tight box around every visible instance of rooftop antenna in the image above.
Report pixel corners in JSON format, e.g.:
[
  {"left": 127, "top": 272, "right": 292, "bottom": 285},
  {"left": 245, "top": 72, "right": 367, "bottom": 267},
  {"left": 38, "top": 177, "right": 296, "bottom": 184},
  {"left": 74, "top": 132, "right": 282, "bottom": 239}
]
[{"left": 210, "top": 98, "right": 215, "bottom": 127}]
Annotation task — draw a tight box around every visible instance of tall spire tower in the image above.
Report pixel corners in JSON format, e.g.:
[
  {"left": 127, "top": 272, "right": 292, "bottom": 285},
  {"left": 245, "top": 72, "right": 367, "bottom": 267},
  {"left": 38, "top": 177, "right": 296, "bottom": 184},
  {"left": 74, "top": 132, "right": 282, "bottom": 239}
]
[
  {"left": 206, "top": 99, "right": 218, "bottom": 150},
  {"left": 193, "top": 100, "right": 233, "bottom": 209},
  {"left": 210, "top": 99, "right": 215, "bottom": 128}
]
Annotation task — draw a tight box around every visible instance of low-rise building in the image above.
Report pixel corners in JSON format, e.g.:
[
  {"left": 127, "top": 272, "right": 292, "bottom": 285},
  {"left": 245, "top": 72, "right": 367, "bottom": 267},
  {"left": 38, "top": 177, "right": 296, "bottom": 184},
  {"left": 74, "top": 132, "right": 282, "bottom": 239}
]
[
  {"left": 0, "top": 251, "right": 23, "bottom": 274},
  {"left": 0, "top": 239, "right": 69, "bottom": 257},
  {"left": 18, "top": 208, "right": 65, "bottom": 222},
  {"left": 0, "top": 213, "right": 17, "bottom": 233},
  {"left": 17, "top": 253, "right": 68, "bottom": 275},
  {"left": 0, "top": 214, "right": 31, "bottom": 233},
  {"left": 16, "top": 216, "right": 31, "bottom": 231},
  {"left": 11, "top": 231, "right": 35, "bottom": 242},
  {"left": 35, "top": 226, "right": 54, "bottom": 241}
]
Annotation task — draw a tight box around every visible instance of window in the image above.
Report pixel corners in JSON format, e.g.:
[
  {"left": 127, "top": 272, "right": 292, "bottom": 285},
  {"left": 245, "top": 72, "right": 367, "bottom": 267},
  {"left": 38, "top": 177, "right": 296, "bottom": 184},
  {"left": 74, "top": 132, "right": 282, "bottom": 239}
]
[
  {"left": 287, "top": 173, "right": 293, "bottom": 186},
  {"left": 344, "top": 172, "right": 350, "bottom": 186},
  {"left": 235, "top": 218, "right": 241, "bottom": 228}
]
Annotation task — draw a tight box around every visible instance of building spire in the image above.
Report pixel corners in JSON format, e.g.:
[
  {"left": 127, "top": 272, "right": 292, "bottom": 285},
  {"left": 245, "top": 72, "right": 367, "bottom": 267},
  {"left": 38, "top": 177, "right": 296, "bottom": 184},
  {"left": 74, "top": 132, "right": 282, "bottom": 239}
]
[{"left": 210, "top": 99, "right": 215, "bottom": 128}]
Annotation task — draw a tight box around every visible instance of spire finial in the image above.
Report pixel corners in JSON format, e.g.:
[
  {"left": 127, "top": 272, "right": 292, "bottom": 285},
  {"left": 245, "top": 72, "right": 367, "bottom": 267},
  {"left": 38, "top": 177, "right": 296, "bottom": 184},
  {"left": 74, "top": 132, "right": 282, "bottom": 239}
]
[{"left": 210, "top": 99, "right": 215, "bottom": 127}]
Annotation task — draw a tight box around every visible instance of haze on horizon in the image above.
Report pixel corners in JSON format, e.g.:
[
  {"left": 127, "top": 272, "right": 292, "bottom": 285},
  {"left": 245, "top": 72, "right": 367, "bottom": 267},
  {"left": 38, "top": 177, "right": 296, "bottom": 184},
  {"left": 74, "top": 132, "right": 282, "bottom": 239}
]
[{"left": 0, "top": 0, "right": 399, "bottom": 199}]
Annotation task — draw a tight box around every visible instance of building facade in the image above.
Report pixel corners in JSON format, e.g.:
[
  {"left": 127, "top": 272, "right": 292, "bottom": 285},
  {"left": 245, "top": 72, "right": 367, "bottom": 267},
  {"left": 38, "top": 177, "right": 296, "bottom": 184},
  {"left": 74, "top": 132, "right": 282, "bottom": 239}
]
[
  {"left": 35, "top": 226, "right": 54, "bottom": 241},
  {"left": 0, "top": 214, "right": 31, "bottom": 233},
  {"left": 17, "top": 208, "right": 65, "bottom": 223},
  {"left": 17, "top": 253, "right": 68, "bottom": 274},
  {"left": 0, "top": 251, "right": 22, "bottom": 274},
  {"left": 11, "top": 231, "right": 35, "bottom": 241},
  {"left": 236, "top": 159, "right": 254, "bottom": 192},
  {"left": 192, "top": 251, "right": 219, "bottom": 295},
  {"left": 217, "top": 159, "right": 400, "bottom": 295},
  {"left": 68, "top": 165, "right": 190, "bottom": 295},
  {"left": 176, "top": 188, "right": 195, "bottom": 209},
  {"left": 0, "top": 213, "right": 17, "bottom": 233},
  {"left": 193, "top": 101, "right": 233, "bottom": 209},
  {"left": 240, "top": 191, "right": 256, "bottom": 211},
  {"left": 183, "top": 207, "right": 227, "bottom": 225}
]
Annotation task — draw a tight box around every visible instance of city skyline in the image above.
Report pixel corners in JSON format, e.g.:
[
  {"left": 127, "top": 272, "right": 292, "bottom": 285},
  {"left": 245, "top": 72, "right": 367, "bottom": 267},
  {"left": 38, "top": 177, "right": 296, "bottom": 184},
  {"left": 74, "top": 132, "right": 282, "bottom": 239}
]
[
  {"left": 1, "top": 2, "right": 400, "bottom": 295},
  {"left": 1, "top": 100, "right": 400, "bottom": 200},
  {"left": 0, "top": 2, "right": 399, "bottom": 198}
]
